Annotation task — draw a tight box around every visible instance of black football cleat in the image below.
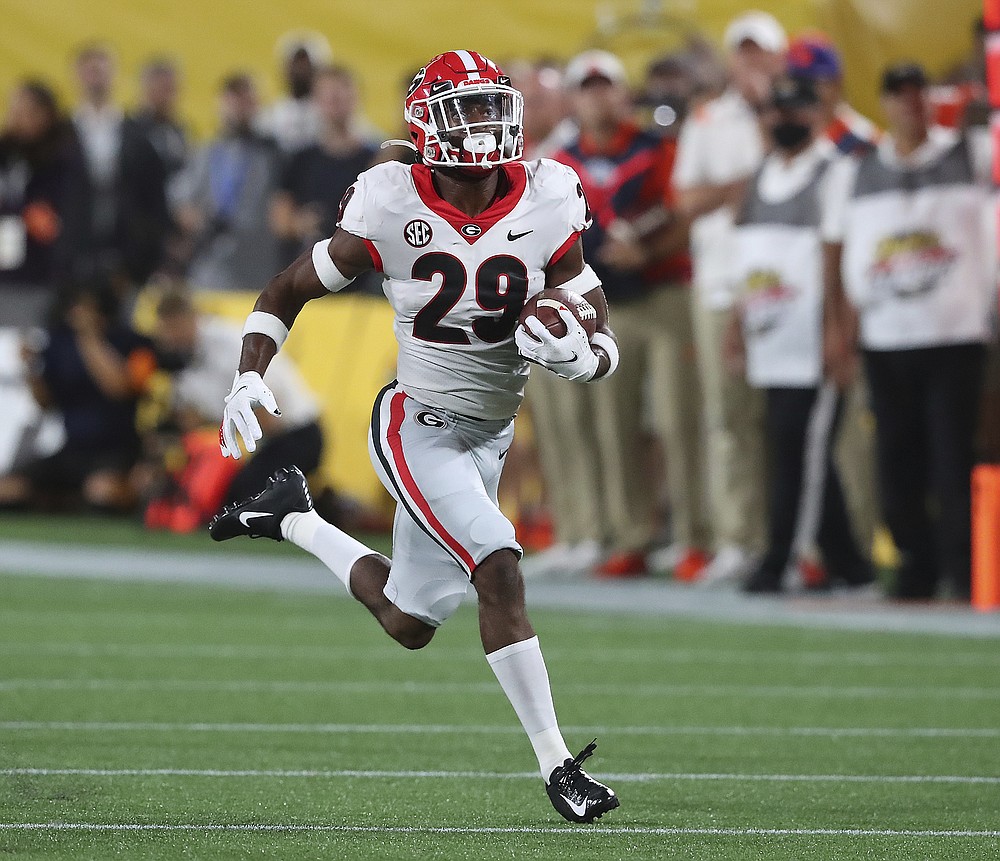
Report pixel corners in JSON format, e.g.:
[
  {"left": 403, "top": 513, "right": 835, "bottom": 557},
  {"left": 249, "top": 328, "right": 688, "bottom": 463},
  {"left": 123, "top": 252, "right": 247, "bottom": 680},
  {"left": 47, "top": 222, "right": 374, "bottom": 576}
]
[
  {"left": 546, "top": 739, "right": 619, "bottom": 824},
  {"left": 208, "top": 465, "right": 313, "bottom": 542}
]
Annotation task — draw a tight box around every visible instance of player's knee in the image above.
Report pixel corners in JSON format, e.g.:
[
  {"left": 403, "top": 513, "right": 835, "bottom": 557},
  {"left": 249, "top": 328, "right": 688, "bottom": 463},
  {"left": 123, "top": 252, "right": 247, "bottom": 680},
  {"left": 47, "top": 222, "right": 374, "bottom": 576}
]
[
  {"left": 383, "top": 611, "right": 437, "bottom": 650},
  {"left": 472, "top": 549, "right": 525, "bottom": 608},
  {"left": 393, "top": 623, "right": 436, "bottom": 651}
]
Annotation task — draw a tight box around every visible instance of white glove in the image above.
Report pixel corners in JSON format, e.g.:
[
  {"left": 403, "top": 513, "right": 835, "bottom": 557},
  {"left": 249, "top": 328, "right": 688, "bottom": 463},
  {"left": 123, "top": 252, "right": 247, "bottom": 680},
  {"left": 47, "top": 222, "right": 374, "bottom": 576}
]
[
  {"left": 514, "top": 308, "right": 599, "bottom": 382},
  {"left": 219, "top": 371, "right": 281, "bottom": 459}
]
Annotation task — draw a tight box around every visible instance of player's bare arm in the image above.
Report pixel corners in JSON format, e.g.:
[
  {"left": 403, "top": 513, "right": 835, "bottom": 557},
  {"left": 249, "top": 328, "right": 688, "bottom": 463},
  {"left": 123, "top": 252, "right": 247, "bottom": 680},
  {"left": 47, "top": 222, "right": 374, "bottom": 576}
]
[
  {"left": 220, "top": 229, "right": 373, "bottom": 459},
  {"left": 238, "top": 230, "right": 373, "bottom": 377},
  {"left": 542, "top": 238, "right": 618, "bottom": 381}
]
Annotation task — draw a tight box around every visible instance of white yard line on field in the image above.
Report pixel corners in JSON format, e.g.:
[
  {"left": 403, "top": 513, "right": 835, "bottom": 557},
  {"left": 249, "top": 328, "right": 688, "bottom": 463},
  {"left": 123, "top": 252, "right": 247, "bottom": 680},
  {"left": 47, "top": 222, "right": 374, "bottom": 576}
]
[
  {"left": 4, "top": 767, "right": 999, "bottom": 785},
  {"left": 2, "top": 720, "right": 999, "bottom": 740},
  {"left": 1, "top": 677, "right": 998, "bottom": 699},
  {"left": 0, "top": 823, "right": 999, "bottom": 838},
  {"left": 1, "top": 640, "right": 997, "bottom": 668}
]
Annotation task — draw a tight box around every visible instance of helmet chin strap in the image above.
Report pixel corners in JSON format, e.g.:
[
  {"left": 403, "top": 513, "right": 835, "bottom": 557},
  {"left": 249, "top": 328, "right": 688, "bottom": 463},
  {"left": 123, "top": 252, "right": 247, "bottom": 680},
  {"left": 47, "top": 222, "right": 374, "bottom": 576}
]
[{"left": 380, "top": 139, "right": 419, "bottom": 152}]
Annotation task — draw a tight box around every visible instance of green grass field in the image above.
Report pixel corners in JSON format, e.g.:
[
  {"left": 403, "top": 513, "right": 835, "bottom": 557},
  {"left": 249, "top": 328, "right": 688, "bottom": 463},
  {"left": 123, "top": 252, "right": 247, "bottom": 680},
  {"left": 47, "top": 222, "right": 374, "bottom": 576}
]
[{"left": 1, "top": 521, "right": 999, "bottom": 859}]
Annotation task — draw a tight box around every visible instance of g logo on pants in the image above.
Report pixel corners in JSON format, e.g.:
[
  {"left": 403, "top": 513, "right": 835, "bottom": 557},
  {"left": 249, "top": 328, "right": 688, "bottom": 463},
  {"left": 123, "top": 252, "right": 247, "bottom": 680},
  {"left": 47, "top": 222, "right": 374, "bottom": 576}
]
[{"left": 415, "top": 410, "right": 447, "bottom": 429}]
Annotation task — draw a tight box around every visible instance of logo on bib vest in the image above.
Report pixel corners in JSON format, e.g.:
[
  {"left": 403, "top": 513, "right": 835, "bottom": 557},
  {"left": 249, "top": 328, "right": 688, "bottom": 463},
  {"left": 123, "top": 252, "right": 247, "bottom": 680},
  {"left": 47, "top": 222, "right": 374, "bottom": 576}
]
[
  {"left": 869, "top": 231, "right": 957, "bottom": 300},
  {"left": 741, "top": 269, "right": 796, "bottom": 335}
]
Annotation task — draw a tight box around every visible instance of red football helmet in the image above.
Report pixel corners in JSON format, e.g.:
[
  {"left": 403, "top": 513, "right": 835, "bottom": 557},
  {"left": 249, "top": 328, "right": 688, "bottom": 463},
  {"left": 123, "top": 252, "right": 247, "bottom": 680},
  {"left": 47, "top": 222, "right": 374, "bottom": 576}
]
[{"left": 404, "top": 50, "right": 524, "bottom": 170}]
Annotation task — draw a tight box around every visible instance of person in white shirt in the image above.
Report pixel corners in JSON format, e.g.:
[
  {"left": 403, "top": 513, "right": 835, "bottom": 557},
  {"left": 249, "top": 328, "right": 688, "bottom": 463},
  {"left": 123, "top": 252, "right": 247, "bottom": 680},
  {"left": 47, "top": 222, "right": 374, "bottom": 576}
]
[
  {"left": 153, "top": 289, "right": 323, "bottom": 505},
  {"left": 726, "top": 76, "right": 874, "bottom": 594},
  {"left": 255, "top": 35, "right": 330, "bottom": 154},
  {"left": 673, "top": 10, "right": 787, "bottom": 584},
  {"left": 822, "top": 63, "right": 995, "bottom": 601}
]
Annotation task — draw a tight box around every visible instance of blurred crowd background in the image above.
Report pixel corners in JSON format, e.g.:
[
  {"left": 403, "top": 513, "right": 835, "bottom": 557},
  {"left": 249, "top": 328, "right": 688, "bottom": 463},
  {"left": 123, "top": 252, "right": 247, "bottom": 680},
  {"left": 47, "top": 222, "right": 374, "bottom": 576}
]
[{"left": 0, "top": 0, "right": 996, "bottom": 604}]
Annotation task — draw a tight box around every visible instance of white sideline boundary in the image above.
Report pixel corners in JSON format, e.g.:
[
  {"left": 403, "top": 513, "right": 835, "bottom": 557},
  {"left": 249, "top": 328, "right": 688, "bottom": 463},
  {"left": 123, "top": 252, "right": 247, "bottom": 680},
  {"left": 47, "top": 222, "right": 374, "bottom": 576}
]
[
  {"left": 2, "top": 539, "right": 999, "bottom": 638},
  {"left": 2, "top": 720, "right": 999, "bottom": 740},
  {"left": 1, "top": 823, "right": 999, "bottom": 838},
  {"left": 4, "top": 767, "right": 999, "bottom": 785}
]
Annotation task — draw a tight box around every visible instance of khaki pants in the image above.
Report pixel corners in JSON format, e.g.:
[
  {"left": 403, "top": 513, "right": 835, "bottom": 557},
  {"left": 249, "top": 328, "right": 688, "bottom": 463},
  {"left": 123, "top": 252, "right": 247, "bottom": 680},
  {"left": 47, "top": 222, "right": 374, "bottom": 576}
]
[
  {"left": 834, "top": 378, "right": 879, "bottom": 556},
  {"left": 527, "top": 368, "right": 605, "bottom": 546},
  {"left": 589, "top": 287, "right": 710, "bottom": 553},
  {"left": 691, "top": 295, "right": 766, "bottom": 552}
]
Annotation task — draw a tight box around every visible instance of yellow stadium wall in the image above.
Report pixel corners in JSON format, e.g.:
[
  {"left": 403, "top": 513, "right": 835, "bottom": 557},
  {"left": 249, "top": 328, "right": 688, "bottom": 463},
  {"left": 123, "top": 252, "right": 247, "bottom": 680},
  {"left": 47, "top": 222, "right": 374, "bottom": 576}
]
[{"left": 1, "top": 1, "right": 982, "bottom": 139}]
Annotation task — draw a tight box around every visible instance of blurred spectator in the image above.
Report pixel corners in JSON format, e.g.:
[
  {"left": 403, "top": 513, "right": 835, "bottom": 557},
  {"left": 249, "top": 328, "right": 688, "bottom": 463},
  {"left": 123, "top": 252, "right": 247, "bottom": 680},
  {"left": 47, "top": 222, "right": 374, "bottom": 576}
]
[
  {"left": 0, "top": 281, "right": 155, "bottom": 511},
  {"left": 132, "top": 57, "right": 190, "bottom": 182},
  {"left": 822, "top": 63, "right": 995, "bottom": 600},
  {"left": 0, "top": 80, "right": 77, "bottom": 325},
  {"left": 152, "top": 289, "right": 324, "bottom": 504},
  {"left": 551, "top": 50, "right": 708, "bottom": 578},
  {"left": 508, "top": 59, "right": 576, "bottom": 158},
  {"left": 257, "top": 32, "right": 331, "bottom": 153},
  {"left": 63, "top": 43, "right": 169, "bottom": 288},
  {"left": 173, "top": 73, "right": 281, "bottom": 291},
  {"left": 726, "top": 76, "right": 874, "bottom": 594},
  {"left": 786, "top": 33, "right": 881, "bottom": 558},
  {"left": 787, "top": 34, "right": 880, "bottom": 155},
  {"left": 673, "top": 10, "right": 787, "bottom": 584},
  {"left": 270, "top": 66, "right": 378, "bottom": 273},
  {"left": 939, "top": 16, "right": 989, "bottom": 128},
  {"left": 640, "top": 41, "right": 730, "bottom": 140},
  {"left": 514, "top": 59, "right": 603, "bottom": 577}
]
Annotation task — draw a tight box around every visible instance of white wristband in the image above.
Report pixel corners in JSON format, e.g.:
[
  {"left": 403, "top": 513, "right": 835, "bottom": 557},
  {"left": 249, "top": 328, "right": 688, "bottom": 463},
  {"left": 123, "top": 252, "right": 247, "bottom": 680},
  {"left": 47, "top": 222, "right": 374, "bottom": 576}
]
[
  {"left": 312, "top": 239, "right": 353, "bottom": 293},
  {"left": 242, "top": 311, "right": 289, "bottom": 350},
  {"left": 589, "top": 331, "right": 619, "bottom": 379},
  {"left": 554, "top": 264, "right": 601, "bottom": 296}
]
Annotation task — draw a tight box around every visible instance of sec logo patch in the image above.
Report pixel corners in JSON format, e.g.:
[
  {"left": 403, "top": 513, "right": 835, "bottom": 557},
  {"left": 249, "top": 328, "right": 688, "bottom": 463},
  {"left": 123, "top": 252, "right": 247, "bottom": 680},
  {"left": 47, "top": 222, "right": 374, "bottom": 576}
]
[{"left": 404, "top": 220, "right": 433, "bottom": 248}]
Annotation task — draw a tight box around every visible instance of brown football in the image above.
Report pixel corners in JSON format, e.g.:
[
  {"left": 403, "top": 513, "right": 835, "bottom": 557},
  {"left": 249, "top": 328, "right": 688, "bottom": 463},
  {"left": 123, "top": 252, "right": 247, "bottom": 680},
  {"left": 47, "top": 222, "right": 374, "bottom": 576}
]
[{"left": 518, "top": 287, "right": 598, "bottom": 341}]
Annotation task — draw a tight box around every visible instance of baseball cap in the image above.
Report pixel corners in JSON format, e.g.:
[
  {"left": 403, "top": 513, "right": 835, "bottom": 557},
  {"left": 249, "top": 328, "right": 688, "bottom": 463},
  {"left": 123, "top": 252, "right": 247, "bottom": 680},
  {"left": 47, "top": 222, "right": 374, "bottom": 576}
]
[
  {"left": 564, "top": 50, "right": 628, "bottom": 88},
  {"left": 724, "top": 11, "right": 788, "bottom": 54},
  {"left": 787, "top": 36, "right": 842, "bottom": 80},
  {"left": 881, "top": 62, "right": 929, "bottom": 93},
  {"left": 770, "top": 75, "right": 820, "bottom": 109}
]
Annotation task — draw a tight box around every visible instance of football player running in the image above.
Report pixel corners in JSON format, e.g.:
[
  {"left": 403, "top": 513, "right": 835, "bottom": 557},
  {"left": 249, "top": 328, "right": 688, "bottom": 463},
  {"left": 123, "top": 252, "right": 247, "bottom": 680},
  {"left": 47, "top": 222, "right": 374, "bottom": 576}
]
[{"left": 209, "top": 50, "right": 620, "bottom": 823}]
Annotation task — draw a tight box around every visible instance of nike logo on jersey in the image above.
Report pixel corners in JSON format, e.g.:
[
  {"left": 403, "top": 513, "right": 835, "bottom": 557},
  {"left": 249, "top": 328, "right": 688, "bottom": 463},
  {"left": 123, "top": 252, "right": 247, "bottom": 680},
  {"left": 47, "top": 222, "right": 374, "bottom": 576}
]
[
  {"left": 499, "top": 447, "right": 509, "bottom": 460},
  {"left": 238, "top": 511, "right": 271, "bottom": 527},
  {"left": 507, "top": 229, "right": 533, "bottom": 241},
  {"left": 566, "top": 798, "right": 589, "bottom": 817}
]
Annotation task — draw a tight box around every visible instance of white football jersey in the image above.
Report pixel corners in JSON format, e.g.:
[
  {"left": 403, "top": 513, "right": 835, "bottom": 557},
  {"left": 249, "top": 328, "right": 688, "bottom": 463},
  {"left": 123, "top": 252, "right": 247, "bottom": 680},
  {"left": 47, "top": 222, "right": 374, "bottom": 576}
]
[{"left": 338, "top": 158, "right": 591, "bottom": 420}]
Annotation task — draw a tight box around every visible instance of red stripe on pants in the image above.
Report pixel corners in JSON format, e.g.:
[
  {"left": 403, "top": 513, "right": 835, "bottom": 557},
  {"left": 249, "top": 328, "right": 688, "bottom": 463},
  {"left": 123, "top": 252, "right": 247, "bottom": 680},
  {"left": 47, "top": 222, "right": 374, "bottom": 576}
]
[{"left": 386, "top": 392, "right": 477, "bottom": 572}]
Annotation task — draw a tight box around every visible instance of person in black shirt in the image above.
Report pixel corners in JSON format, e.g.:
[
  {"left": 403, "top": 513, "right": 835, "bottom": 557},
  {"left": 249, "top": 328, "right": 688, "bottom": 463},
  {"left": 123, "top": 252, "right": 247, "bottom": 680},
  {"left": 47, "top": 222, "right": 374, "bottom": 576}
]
[
  {"left": 0, "top": 81, "right": 77, "bottom": 324},
  {"left": 270, "top": 66, "right": 379, "bottom": 293},
  {"left": 0, "top": 282, "right": 156, "bottom": 511}
]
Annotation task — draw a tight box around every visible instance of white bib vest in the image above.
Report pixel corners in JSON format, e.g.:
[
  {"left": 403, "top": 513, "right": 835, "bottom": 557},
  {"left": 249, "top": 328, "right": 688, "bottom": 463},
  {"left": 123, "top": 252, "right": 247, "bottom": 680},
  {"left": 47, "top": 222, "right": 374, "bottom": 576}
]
[
  {"left": 841, "top": 136, "right": 992, "bottom": 350},
  {"left": 732, "top": 156, "right": 829, "bottom": 388}
]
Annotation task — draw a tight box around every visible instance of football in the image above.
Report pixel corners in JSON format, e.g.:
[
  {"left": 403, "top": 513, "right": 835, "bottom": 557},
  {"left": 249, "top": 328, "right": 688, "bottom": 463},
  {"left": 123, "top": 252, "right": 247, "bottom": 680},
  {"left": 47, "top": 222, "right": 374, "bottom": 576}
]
[{"left": 519, "top": 287, "right": 599, "bottom": 341}]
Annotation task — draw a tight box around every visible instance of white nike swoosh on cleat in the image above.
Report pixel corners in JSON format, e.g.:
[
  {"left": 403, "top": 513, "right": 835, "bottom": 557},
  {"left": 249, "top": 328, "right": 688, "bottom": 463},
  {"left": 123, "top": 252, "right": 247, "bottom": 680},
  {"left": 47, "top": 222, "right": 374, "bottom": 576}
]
[
  {"left": 238, "top": 511, "right": 271, "bottom": 527},
  {"left": 566, "top": 798, "right": 589, "bottom": 817}
]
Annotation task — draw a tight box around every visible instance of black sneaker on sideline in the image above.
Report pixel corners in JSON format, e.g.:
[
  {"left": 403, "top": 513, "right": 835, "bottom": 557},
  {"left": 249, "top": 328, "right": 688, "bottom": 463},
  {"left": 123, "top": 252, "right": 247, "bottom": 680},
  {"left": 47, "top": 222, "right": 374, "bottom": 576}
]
[
  {"left": 208, "top": 466, "right": 313, "bottom": 542},
  {"left": 545, "top": 739, "right": 619, "bottom": 823}
]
